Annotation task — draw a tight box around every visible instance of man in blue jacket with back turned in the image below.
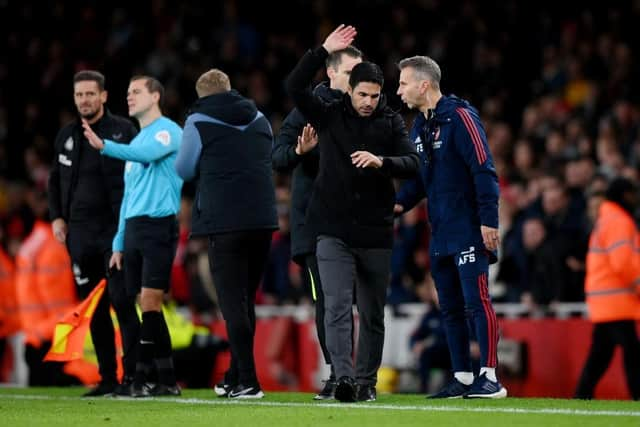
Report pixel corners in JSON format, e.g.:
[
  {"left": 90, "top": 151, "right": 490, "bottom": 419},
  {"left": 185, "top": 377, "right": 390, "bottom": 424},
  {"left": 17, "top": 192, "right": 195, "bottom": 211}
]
[
  {"left": 395, "top": 55, "right": 506, "bottom": 399},
  {"left": 175, "top": 69, "right": 278, "bottom": 399}
]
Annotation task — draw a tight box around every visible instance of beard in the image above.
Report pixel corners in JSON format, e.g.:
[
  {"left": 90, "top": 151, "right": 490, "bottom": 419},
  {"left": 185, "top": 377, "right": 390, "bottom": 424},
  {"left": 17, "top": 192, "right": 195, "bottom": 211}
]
[{"left": 80, "top": 109, "right": 100, "bottom": 121}]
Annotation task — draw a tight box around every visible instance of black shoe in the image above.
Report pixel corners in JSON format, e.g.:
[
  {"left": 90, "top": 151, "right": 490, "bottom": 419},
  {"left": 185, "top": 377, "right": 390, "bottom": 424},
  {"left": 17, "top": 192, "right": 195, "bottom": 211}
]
[
  {"left": 228, "top": 384, "right": 265, "bottom": 399},
  {"left": 334, "top": 376, "right": 357, "bottom": 402},
  {"left": 83, "top": 381, "right": 117, "bottom": 397},
  {"left": 427, "top": 378, "right": 470, "bottom": 399},
  {"left": 213, "top": 382, "right": 232, "bottom": 397},
  {"left": 130, "top": 382, "right": 154, "bottom": 398},
  {"left": 314, "top": 379, "right": 336, "bottom": 400},
  {"left": 357, "top": 384, "right": 377, "bottom": 402},
  {"left": 151, "top": 383, "right": 181, "bottom": 397},
  {"left": 114, "top": 376, "right": 134, "bottom": 396},
  {"left": 463, "top": 373, "right": 507, "bottom": 399}
]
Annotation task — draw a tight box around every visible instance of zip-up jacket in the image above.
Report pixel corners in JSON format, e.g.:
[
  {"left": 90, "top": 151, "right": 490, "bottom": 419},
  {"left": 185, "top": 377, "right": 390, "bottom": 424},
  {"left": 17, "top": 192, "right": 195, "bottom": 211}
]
[
  {"left": 102, "top": 116, "right": 183, "bottom": 251},
  {"left": 585, "top": 200, "right": 640, "bottom": 323},
  {"left": 396, "top": 95, "right": 499, "bottom": 261},
  {"left": 14, "top": 220, "right": 77, "bottom": 348},
  {"left": 175, "top": 90, "right": 278, "bottom": 236},
  {"left": 48, "top": 110, "right": 137, "bottom": 225},
  {"left": 286, "top": 47, "right": 419, "bottom": 249}
]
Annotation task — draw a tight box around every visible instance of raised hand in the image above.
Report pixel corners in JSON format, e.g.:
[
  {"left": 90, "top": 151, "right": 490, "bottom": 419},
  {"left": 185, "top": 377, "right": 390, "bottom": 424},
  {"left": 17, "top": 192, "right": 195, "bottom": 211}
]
[
  {"left": 295, "top": 123, "right": 318, "bottom": 155},
  {"left": 322, "top": 24, "right": 357, "bottom": 54},
  {"left": 81, "top": 118, "right": 105, "bottom": 150}
]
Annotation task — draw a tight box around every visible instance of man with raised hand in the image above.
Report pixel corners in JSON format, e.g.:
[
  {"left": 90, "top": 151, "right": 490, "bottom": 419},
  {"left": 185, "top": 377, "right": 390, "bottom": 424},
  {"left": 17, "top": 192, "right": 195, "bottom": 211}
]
[
  {"left": 82, "top": 75, "right": 183, "bottom": 397},
  {"left": 273, "top": 46, "right": 363, "bottom": 400},
  {"left": 286, "top": 25, "right": 419, "bottom": 402}
]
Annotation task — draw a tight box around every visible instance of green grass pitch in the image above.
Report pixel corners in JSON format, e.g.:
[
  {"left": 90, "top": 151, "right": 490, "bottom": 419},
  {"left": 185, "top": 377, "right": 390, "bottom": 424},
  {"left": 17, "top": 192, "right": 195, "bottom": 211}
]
[{"left": 0, "top": 388, "right": 638, "bottom": 427}]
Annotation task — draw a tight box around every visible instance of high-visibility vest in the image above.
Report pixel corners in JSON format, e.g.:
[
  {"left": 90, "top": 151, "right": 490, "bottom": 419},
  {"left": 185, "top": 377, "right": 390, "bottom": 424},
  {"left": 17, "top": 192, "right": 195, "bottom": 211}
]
[
  {"left": 585, "top": 201, "right": 640, "bottom": 323},
  {"left": 0, "top": 247, "right": 18, "bottom": 337},
  {"left": 14, "top": 220, "right": 78, "bottom": 347}
]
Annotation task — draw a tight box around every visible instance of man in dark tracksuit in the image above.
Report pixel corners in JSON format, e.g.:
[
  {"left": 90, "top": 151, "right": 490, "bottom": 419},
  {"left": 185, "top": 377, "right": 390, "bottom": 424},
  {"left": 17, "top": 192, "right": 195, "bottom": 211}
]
[
  {"left": 175, "top": 68, "right": 277, "bottom": 399},
  {"left": 48, "top": 70, "right": 140, "bottom": 396},
  {"left": 396, "top": 56, "right": 506, "bottom": 398},
  {"left": 272, "top": 46, "right": 362, "bottom": 400},
  {"left": 287, "top": 25, "right": 419, "bottom": 402}
]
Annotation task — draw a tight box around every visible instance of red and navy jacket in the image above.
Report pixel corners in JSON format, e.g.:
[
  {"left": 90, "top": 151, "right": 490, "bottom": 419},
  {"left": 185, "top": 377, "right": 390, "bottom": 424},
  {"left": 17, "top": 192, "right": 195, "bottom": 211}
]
[{"left": 396, "top": 95, "right": 499, "bottom": 263}]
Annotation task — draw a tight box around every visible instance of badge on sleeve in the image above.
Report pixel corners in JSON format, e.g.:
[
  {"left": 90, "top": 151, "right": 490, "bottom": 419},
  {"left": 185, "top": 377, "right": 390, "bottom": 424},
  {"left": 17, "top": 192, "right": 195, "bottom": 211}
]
[
  {"left": 64, "top": 137, "right": 74, "bottom": 151},
  {"left": 155, "top": 130, "right": 171, "bottom": 146}
]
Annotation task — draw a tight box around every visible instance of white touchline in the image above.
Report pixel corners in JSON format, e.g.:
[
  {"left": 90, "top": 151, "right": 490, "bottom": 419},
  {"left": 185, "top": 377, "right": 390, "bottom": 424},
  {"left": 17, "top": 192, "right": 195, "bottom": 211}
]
[{"left": 2, "top": 394, "right": 639, "bottom": 418}]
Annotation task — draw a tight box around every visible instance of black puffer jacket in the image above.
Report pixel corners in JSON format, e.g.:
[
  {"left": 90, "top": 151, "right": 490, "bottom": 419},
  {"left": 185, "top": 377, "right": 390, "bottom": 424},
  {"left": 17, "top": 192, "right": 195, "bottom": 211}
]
[
  {"left": 272, "top": 82, "right": 341, "bottom": 263},
  {"left": 182, "top": 90, "right": 278, "bottom": 236},
  {"left": 286, "top": 47, "right": 420, "bottom": 249}
]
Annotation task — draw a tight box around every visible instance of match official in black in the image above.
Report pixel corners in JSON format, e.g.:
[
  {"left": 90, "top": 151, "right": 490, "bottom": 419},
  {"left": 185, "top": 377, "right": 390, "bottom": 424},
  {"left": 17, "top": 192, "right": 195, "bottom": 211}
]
[{"left": 175, "top": 69, "right": 278, "bottom": 399}]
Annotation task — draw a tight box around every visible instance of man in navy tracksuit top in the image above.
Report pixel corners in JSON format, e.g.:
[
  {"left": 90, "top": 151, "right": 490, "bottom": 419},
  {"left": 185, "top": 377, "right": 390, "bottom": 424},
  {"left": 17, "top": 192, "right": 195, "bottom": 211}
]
[
  {"left": 175, "top": 69, "right": 278, "bottom": 399},
  {"left": 395, "top": 56, "right": 507, "bottom": 398}
]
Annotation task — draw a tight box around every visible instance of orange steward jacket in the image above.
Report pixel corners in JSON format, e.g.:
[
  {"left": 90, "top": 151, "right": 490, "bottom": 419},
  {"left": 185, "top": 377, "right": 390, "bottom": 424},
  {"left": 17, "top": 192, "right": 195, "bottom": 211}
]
[
  {"left": 0, "top": 247, "right": 17, "bottom": 337},
  {"left": 585, "top": 201, "right": 640, "bottom": 323},
  {"left": 15, "top": 220, "right": 77, "bottom": 347}
]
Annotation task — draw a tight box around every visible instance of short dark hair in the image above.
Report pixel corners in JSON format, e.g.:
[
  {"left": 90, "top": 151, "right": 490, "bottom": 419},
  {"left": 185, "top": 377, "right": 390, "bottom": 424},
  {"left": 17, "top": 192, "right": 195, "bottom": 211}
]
[
  {"left": 326, "top": 46, "right": 363, "bottom": 69},
  {"left": 73, "top": 70, "right": 105, "bottom": 91},
  {"left": 348, "top": 61, "right": 384, "bottom": 89},
  {"left": 130, "top": 75, "right": 165, "bottom": 107}
]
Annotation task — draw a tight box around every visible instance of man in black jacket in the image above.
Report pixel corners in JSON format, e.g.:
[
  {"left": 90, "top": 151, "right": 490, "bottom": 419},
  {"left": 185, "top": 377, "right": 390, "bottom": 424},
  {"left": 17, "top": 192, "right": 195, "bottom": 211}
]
[
  {"left": 286, "top": 25, "right": 420, "bottom": 402},
  {"left": 48, "top": 70, "right": 140, "bottom": 396},
  {"left": 272, "top": 45, "right": 363, "bottom": 400},
  {"left": 175, "top": 68, "right": 278, "bottom": 399}
]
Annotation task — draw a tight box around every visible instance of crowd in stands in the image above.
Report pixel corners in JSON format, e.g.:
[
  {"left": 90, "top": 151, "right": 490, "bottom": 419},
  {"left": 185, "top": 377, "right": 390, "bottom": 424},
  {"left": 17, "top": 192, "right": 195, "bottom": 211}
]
[{"left": 1, "top": 1, "right": 639, "bottom": 320}]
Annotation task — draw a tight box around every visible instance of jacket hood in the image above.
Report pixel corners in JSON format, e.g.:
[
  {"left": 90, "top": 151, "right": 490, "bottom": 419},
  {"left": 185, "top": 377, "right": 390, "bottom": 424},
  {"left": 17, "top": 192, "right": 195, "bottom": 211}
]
[
  {"left": 189, "top": 90, "right": 258, "bottom": 126},
  {"left": 313, "top": 81, "right": 343, "bottom": 103}
]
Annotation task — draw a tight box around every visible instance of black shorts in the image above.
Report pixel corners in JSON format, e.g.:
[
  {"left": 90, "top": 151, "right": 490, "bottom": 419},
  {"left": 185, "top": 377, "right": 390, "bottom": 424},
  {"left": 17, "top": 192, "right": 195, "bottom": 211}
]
[{"left": 123, "top": 215, "right": 178, "bottom": 294}]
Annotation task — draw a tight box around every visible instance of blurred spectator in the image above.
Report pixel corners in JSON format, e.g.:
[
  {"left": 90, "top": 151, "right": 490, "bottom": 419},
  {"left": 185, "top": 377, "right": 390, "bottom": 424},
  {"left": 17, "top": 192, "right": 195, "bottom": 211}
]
[
  {"left": 409, "top": 276, "right": 450, "bottom": 393},
  {"left": 14, "top": 189, "right": 78, "bottom": 385},
  {"left": 575, "top": 178, "right": 640, "bottom": 400}
]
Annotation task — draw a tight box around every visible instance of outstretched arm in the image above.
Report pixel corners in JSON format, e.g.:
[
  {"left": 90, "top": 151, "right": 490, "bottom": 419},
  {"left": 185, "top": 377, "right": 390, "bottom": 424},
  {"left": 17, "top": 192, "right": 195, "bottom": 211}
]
[
  {"left": 83, "top": 119, "right": 178, "bottom": 163},
  {"left": 285, "top": 25, "right": 357, "bottom": 126}
]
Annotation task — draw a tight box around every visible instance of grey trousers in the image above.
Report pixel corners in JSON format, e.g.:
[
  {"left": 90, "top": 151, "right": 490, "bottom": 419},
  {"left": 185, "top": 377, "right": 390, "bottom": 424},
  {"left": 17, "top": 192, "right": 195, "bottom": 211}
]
[{"left": 316, "top": 235, "right": 392, "bottom": 386}]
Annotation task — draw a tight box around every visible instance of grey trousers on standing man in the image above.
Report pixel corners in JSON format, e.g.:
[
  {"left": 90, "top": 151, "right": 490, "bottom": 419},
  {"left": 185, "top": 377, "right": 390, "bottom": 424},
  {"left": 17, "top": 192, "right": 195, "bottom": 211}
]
[{"left": 316, "top": 235, "right": 392, "bottom": 386}]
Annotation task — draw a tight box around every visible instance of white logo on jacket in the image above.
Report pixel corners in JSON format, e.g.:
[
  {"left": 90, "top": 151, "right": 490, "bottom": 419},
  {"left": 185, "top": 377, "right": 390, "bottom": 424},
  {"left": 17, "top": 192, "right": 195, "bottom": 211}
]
[
  {"left": 58, "top": 154, "right": 72, "bottom": 166},
  {"left": 64, "top": 137, "right": 74, "bottom": 151},
  {"left": 414, "top": 136, "right": 423, "bottom": 153},
  {"left": 155, "top": 130, "right": 171, "bottom": 146},
  {"left": 458, "top": 246, "right": 476, "bottom": 265}
]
